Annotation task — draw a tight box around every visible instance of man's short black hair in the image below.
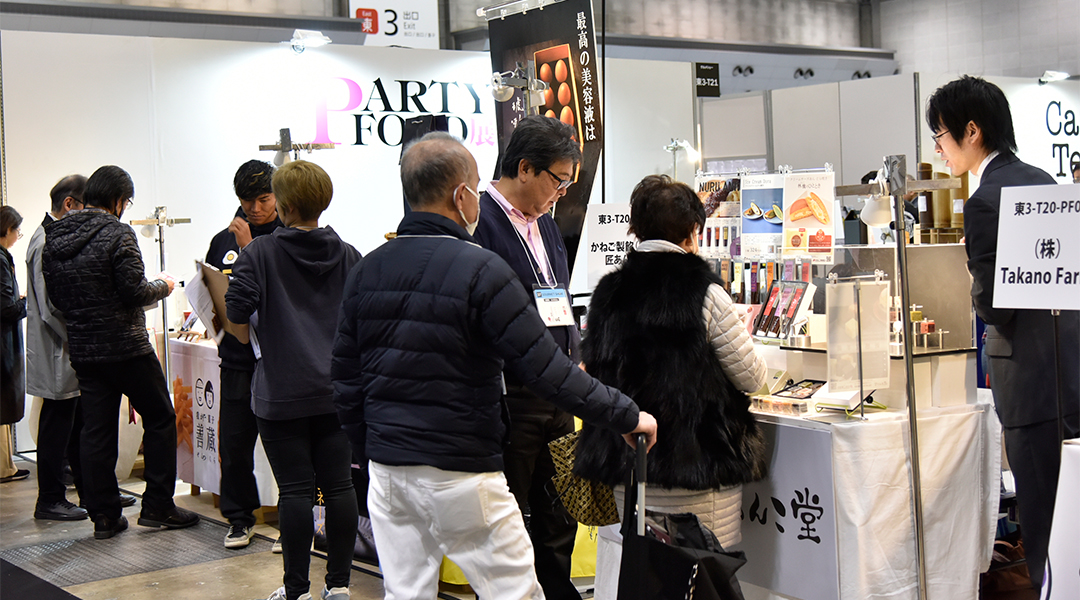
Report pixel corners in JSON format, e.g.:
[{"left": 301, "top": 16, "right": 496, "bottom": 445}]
[
  {"left": 401, "top": 132, "right": 471, "bottom": 209},
  {"left": 233, "top": 160, "right": 275, "bottom": 202},
  {"left": 926, "top": 75, "right": 1017, "bottom": 155},
  {"left": 49, "top": 175, "right": 87, "bottom": 213},
  {"left": 84, "top": 166, "right": 134, "bottom": 210},
  {"left": 498, "top": 115, "right": 582, "bottom": 179},
  {"left": 628, "top": 175, "right": 705, "bottom": 245}
]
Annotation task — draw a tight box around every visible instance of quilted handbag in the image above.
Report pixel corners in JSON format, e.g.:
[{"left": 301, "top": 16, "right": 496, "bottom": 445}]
[{"left": 549, "top": 429, "right": 621, "bottom": 527}]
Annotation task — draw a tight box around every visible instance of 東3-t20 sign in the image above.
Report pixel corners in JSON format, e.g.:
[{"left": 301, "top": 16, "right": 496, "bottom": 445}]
[{"left": 350, "top": 0, "right": 439, "bottom": 49}]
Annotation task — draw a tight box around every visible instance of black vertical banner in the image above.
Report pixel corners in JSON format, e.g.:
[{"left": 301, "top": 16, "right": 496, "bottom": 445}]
[{"left": 488, "top": 0, "right": 604, "bottom": 271}]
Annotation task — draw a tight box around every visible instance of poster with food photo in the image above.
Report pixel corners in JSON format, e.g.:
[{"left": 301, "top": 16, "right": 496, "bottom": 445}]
[
  {"left": 740, "top": 173, "right": 785, "bottom": 260},
  {"left": 696, "top": 176, "right": 741, "bottom": 259},
  {"left": 782, "top": 172, "right": 835, "bottom": 264},
  {"left": 488, "top": 0, "right": 602, "bottom": 271}
]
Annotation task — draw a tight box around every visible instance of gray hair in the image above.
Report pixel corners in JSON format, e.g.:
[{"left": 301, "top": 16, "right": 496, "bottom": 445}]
[{"left": 400, "top": 132, "right": 471, "bottom": 209}]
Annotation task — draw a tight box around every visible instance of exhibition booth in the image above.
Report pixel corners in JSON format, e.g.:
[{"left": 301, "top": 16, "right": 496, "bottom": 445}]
[{"left": 3, "top": 12, "right": 1078, "bottom": 600}]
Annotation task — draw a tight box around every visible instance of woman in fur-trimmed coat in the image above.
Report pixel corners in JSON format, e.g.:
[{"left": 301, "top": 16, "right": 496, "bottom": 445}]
[{"left": 574, "top": 174, "right": 768, "bottom": 549}]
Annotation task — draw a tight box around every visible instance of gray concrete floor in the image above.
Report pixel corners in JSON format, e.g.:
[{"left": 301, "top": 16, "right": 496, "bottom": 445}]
[{"left": 0, "top": 455, "right": 474, "bottom": 600}]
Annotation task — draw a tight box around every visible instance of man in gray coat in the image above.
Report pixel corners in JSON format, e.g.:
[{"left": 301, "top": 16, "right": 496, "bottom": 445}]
[
  {"left": 28, "top": 174, "right": 138, "bottom": 523},
  {"left": 26, "top": 175, "right": 89, "bottom": 521}
]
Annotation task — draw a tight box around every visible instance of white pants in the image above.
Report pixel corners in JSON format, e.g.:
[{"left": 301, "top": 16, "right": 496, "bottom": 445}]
[{"left": 367, "top": 461, "right": 545, "bottom": 600}]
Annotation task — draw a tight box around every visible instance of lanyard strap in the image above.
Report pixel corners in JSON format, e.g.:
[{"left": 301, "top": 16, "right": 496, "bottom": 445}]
[{"left": 501, "top": 207, "right": 554, "bottom": 288}]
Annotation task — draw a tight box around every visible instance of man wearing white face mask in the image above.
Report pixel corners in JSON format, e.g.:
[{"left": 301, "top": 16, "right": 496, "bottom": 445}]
[
  {"left": 331, "top": 132, "right": 657, "bottom": 600},
  {"left": 472, "top": 115, "right": 584, "bottom": 600}
]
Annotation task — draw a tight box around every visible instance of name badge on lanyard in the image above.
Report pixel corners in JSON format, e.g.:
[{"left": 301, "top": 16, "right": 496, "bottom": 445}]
[{"left": 533, "top": 285, "right": 575, "bottom": 327}]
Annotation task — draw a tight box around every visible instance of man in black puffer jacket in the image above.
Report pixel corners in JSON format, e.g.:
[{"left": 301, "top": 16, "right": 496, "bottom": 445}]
[
  {"left": 43, "top": 165, "right": 199, "bottom": 540},
  {"left": 332, "top": 133, "right": 657, "bottom": 600}
]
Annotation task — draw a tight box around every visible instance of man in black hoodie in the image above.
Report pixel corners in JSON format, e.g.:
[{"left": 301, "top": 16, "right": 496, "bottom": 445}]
[
  {"left": 42, "top": 165, "right": 199, "bottom": 540},
  {"left": 205, "top": 160, "right": 283, "bottom": 549}
]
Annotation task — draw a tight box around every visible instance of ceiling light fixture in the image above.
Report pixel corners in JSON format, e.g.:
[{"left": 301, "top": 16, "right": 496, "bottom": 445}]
[{"left": 286, "top": 29, "right": 332, "bottom": 54}]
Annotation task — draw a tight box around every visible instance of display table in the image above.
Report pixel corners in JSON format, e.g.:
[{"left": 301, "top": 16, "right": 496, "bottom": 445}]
[
  {"left": 169, "top": 338, "right": 278, "bottom": 507},
  {"left": 591, "top": 403, "right": 999, "bottom": 600},
  {"left": 733, "top": 403, "right": 999, "bottom": 600}
]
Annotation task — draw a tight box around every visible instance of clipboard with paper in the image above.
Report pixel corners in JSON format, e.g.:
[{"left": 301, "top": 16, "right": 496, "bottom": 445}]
[{"left": 184, "top": 261, "right": 249, "bottom": 345}]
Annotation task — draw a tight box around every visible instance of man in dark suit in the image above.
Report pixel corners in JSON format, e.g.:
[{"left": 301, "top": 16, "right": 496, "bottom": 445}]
[
  {"left": 473, "top": 115, "right": 583, "bottom": 600},
  {"left": 927, "top": 75, "right": 1079, "bottom": 590}
]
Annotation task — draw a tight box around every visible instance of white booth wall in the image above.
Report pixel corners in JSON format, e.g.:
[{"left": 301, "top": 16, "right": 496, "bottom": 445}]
[{"left": 2, "top": 29, "right": 501, "bottom": 449}]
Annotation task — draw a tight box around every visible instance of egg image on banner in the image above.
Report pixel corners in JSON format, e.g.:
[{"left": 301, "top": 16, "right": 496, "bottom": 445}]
[{"left": 534, "top": 44, "right": 583, "bottom": 184}]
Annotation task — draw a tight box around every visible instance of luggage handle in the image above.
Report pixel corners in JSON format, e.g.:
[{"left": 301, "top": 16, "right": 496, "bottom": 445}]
[{"left": 635, "top": 432, "right": 647, "bottom": 536}]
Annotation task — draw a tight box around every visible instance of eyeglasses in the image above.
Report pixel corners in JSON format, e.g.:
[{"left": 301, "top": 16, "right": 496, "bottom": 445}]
[
  {"left": 16, "top": 230, "right": 23, "bottom": 240},
  {"left": 931, "top": 130, "right": 950, "bottom": 147},
  {"left": 542, "top": 168, "right": 573, "bottom": 191},
  {"left": 125, "top": 199, "right": 134, "bottom": 209}
]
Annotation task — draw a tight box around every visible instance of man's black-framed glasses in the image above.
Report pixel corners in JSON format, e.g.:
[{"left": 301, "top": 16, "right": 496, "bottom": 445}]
[{"left": 542, "top": 168, "right": 573, "bottom": 191}]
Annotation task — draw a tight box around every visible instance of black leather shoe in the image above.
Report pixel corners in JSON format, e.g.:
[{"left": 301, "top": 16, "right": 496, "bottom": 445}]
[
  {"left": 93, "top": 514, "right": 129, "bottom": 539},
  {"left": 137, "top": 505, "right": 199, "bottom": 530},
  {"left": 80, "top": 493, "right": 139, "bottom": 510},
  {"left": 0, "top": 468, "right": 30, "bottom": 483},
  {"left": 35, "top": 500, "right": 89, "bottom": 521}
]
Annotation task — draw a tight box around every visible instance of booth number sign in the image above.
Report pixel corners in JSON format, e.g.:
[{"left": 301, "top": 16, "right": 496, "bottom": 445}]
[{"left": 696, "top": 63, "right": 720, "bottom": 97}]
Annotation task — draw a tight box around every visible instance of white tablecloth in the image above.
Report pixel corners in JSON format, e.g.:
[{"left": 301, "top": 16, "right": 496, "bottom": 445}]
[{"left": 831, "top": 402, "right": 1000, "bottom": 600}]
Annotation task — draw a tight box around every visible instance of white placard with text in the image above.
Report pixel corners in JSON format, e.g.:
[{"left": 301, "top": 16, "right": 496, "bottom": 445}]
[
  {"left": 585, "top": 203, "right": 634, "bottom": 290},
  {"left": 994, "top": 183, "right": 1080, "bottom": 311}
]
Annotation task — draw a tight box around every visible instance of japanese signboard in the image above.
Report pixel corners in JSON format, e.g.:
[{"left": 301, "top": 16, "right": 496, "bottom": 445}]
[
  {"left": 585, "top": 202, "right": 633, "bottom": 289},
  {"left": 994, "top": 183, "right": 1080, "bottom": 310},
  {"left": 734, "top": 421, "right": 839, "bottom": 600},
  {"left": 741, "top": 173, "right": 785, "bottom": 260},
  {"left": 695, "top": 62, "right": 720, "bottom": 97},
  {"left": 783, "top": 172, "right": 836, "bottom": 264},
  {"left": 488, "top": 0, "right": 604, "bottom": 270},
  {"left": 348, "top": 0, "right": 439, "bottom": 49}
]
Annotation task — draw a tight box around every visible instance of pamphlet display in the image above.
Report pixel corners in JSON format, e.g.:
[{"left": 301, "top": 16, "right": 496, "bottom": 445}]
[
  {"left": 752, "top": 280, "right": 812, "bottom": 340},
  {"left": 782, "top": 172, "right": 835, "bottom": 264},
  {"left": 741, "top": 174, "right": 784, "bottom": 260},
  {"left": 696, "top": 175, "right": 741, "bottom": 259}
]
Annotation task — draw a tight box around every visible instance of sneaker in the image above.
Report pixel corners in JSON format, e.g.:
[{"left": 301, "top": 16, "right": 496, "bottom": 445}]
[
  {"left": 0, "top": 468, "right": 30, "bottom": 483},
  {"left": 264, "top": 586, "right": 312, "bottom": 600},
  {"left": 224, "top": 524, "right": 254, "bottom": 548},
  {"left": 93, "top": 514, "right": 129, "bottom": 539},
  {"left": 34, "top": 500, "right": 89, "bottom": 521},
  {"left": 272, "top": 537, "right": 283, "bottom": 553},
  {"left": 321, "top": 585, "right": 350, "bottom": 600},
  {"left": 137, "top": 505, "right": 200, "bottom": 530}
]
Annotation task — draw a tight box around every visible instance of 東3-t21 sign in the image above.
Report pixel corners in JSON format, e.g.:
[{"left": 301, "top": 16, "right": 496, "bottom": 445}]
[{"left": 350, "top": 0, "right": 439, "bottom": 49}]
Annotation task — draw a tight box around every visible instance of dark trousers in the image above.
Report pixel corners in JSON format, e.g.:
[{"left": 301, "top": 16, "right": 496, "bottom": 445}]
[
  {"left": 71, "top": 353, "right": 177, "bottom": 520},
  {"left": 36, "top": 396, "right": 83, "bottom": 505},
  {"left": 1003, "top": 413, "right": 1080, "bottom": 589},
  {"left": 503, "top": 387, "right": 580, "bottom": 600},
  {"left": 257, "top": 413, "right": 357, "bottom": 600},
  {"left": 218, "top": 368, "right": 261, "bottom": 528}
]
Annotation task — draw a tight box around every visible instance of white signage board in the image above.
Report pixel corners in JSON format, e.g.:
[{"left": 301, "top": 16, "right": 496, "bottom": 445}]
[
  {"left": 585, "top": 203, "right": 634, "bottom": 290},
  {"left": 733, "top": 420, "right": 839, "bottom": 600},
  {"left": 994, "top": 183, "right": 1080, "bottom": 311},
  {"left": 348, "top": 0, "right": 440, "bottom": 49}
]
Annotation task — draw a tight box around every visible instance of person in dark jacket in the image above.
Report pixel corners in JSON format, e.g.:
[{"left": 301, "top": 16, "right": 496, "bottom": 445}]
[
  {"left": 472, "top": 115, "right": 583, "bottom": 600},
  {"left": 205, "top": 160, "right": 283, "bottom": 549},
  {"left": 42, "top": 165, "right": 200, "bottom": 540},
  {"left": 927, "top": 75, "right": 1079, "bottom": 591},
  {"left": 1, "top": 205, "right": 30, "bottom": 484},
  {"left": 331, "top": 132, "right": 657, "bottom": 600},
  {"left": 225, "top": 160, "right": 361, "bottom": 600}
]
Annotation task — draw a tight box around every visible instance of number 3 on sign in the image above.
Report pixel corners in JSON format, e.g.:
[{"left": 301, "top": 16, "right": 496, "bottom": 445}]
[{"left": 384, "top": 9, "right": 397, "bottom": 35}]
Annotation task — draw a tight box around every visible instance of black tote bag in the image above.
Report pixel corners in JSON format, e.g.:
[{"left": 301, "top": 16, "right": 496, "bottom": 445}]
[{"left": 617, "top": 434, "right": 747, "bottom": 600}]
